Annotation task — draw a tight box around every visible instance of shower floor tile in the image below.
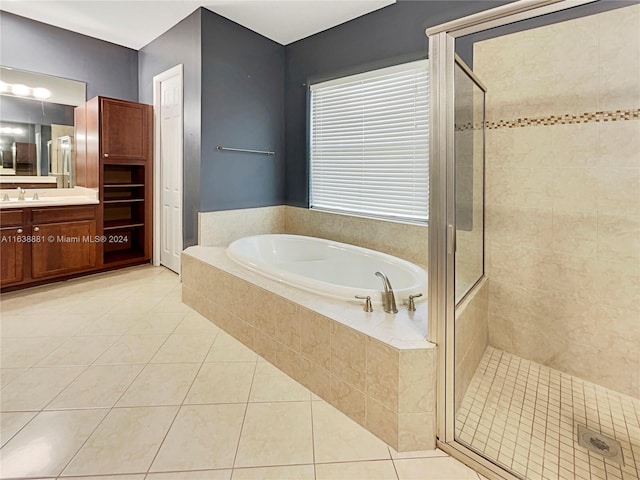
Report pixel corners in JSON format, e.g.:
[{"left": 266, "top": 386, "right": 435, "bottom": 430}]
[{"left": 456, "top": 346, "right": 640, "bottom": 480}]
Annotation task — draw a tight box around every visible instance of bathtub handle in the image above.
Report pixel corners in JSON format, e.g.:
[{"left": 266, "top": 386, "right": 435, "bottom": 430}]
[
  {"left": 408, "top": 293, "right": 423, "bottom": 312},
  {"left": 355, "top": 295, "right": 374, "bottom": 312}
]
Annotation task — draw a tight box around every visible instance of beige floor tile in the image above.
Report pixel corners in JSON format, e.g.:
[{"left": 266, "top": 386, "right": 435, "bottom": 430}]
[
  {"left": 0, "top": 411, "right": 37, "bottom": 446},
  {"left": 77, "top": 313, "right": 140, "bottom": 336},
  {"left": 5, "top": 295, "right": 87, "bottom": 316},
  {"left": 235, "top": 402, "right": 313, "bottom": 468},
  {"left": 0, "top": 313, "right": 92, "bottom": 337},
  {"left": 389, "top": 447, "right": 449, "bottom": 459},
  {"left": 315, "top": 460, "right": 398, "bottom": 480},
  {"left": 206, "top": 332, "right": 257, "bottom": 362},
  {"left": 150, "top": 404, "right": 246, "bottom": 471},
  {"left": 95, "top": 334, "right": 168, "bottom": 364},
  {"left": 151, "top": 297, "right": 193, "bottom": 314},
  {"left": 35, "top": 336, "right": 120, "bottom": 366},
  {"left": 249, "top": 362, "right": 310, "bottom": 403},
  {"left": 72, "top": 294, "right": 129, "bottom": 313},
  {"left": 46, "top": 364, "right": 143, "bottom": 409},
  {"left": 0, "top": 366, "right": 84, "bottom": 411},
  {"left": 133, "top": 279, "right": 180, "bottom": 297},
  {"left": 125, "top": 312, "right": 186, "bottom": 335},
  {"left": 151, "top": 334, "right": 217, "bottom": 363},
  {"left": 63, "top": 406, "right": 178, "bottom": 476},
  {"left": 118, "top": 363, "right": 200, "bottom": 407},
  {"left": 62, "top": 476, "right": 146, "bottom": 480},
  {"left": 0, "top": 337, "right": 65, "bottom": 367},
  {"left": 394, "top": 457, "right": 481, "bottom": 480},
  {"left": 81, "top": 283, "right": 144, "bottom": 299},
  {"left": 147, "top": 471, "right": 231, "bottom": 480},
  {"left": 0, "top": 409, "right": 108, "bottom": 478},
  {"left": 312, "top": 401, "right": 391, "bottom": 463},
  {"left": 174, "top": 311, "right": 220, "bottom": 335},
  {"left": 231, "top": 465, "right": 315, "bottom": 480},
  {"left": 108, "top": 295, "right": 166, "bottom": 315},
  {"left": 0, "top": 295, "right": 42, "bottom": 313},
  {"left": 185, "top": 362, "right": 256, "bottom": 404},
  {"left": 0, "top": 368, "right": 26, "bottom": 388}
]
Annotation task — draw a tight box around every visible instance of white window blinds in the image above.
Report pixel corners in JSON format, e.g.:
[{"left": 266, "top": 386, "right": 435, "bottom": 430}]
[{"left": 309, "top": 60, "right": 429, "bottom": 223}]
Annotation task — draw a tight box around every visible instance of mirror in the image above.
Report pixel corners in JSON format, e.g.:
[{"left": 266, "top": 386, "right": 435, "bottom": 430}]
[{"left": 0, "top": 66, "right": 86, "bottom": 188}]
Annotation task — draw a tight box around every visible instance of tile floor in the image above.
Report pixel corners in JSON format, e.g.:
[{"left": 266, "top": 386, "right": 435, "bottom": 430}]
[
  {"left": 0, "top": 265, "right": 483, "bottom": 480},
  {"left": 456, "top": 346, "right": 640, "bottom": 480}
]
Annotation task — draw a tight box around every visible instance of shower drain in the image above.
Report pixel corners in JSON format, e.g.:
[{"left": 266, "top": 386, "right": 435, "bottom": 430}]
[{"left": 577, "top": 424, "right": 625, "bottom": 465}]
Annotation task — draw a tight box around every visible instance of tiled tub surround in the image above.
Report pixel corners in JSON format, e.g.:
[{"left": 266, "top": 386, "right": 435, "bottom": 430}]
[
  {"left": 198, "top": 205, "right": 285, "bottom": 247},
  {"left": 474, "top": 4, "right": 640, "bottom": 398},
  {"left": 181, "top": 246, "right": 437, "bottom": 451},
  {"left": 284, "top": 206, "right": 429, "bottom": 267},
  {"left": 198, "top": 205, "right": 428, "bottom": 266}
]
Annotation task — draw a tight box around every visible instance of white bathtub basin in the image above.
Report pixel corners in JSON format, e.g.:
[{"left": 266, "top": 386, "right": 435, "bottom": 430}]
[{"left": 227, "top": 234, "right": 427, "bottom": 304}]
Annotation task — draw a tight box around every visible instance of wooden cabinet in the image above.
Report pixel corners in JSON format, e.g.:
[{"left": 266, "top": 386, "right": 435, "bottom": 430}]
[
  {"left": 0, "top": 205, "right": 98, "bottom": 289},
  {"left": 0, "top": 210, "right": 25, "bottom": 287},
  {"left": 31, "top": 206, "right": 97, "bottom": 279},
  {"left": 75, "top": 96, "right": 153, "bottom": 268},
  {"left": 101, "top": 99, "right": 151, "bottom": 160}
]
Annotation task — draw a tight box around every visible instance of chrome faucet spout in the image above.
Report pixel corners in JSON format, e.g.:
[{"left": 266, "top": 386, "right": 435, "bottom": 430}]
[
  {"left": 375, "top": 271, "right": 398, "bottom": 314},
  {"left": 16, "top": 187, "right": 25, "bottom": 201}
]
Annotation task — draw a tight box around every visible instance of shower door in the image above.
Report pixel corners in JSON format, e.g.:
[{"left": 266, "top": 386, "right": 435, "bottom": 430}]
[{"left": 429, "top": 2, "right": 640, "bottom": 480}]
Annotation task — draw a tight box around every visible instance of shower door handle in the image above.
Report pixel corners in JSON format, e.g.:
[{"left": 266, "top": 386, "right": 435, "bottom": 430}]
[{"left": 448, "top": 224, "right": 456, "bottom": 255}]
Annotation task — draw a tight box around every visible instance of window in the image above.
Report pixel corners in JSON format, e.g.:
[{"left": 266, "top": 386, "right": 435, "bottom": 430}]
[{"left": 309, "top": 60, "right": 429, "bottom": 223}]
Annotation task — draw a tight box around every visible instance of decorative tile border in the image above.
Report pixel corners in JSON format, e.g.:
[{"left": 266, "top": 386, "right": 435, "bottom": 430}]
[{"left": 455, "top": 108, "right": 640, "bottom": 131}]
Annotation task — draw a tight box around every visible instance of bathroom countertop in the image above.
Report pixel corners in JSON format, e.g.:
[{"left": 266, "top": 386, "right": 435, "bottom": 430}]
[
  {"left": 0, "top": 187, "right": 99, "bottom": 209},
  {"left": 184, "top": 244, "right": 434, "bottom": 351}
]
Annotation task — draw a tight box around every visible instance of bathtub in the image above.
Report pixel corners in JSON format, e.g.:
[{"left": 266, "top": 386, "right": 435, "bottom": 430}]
[{"left": 226, "top": 234, "right": 427, "bottom": 304}]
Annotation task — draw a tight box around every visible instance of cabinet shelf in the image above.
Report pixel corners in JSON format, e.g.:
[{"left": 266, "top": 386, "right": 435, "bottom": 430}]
[
  {"left": 103, "top": 220, "right": 145, "bottom": 230},
  {"left": 103, "top": 198, "right": 145, "bottom": 204},
  {"left": 103, "top": 183, "right": 145, "bottom": 188},
  {"left": 103, "top": 249, "right": 146, "bottom": 264}
]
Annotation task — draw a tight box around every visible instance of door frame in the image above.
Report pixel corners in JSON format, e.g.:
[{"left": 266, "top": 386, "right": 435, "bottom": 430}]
[
  {"left": 152, "top": 64, "right": 184, "bottom": 271},
  {"left": 426, "top": 1, "right": 597, "bottom": 478}
]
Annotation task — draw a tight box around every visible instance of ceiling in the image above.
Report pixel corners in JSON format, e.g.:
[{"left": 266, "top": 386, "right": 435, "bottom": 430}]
[{"left": 0, "top": 0, "right": 396, "bottom": 50}]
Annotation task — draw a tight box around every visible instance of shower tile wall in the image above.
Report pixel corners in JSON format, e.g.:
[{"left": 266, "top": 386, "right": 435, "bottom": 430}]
[
  {"left": 474, "top": 5, "right": 640, "bottom": 398},
  {"left": 455, "top": 279, "right": 489, "bottom": 411}
]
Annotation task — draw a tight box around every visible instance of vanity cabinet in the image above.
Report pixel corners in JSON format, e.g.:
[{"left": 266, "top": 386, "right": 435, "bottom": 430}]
[
  {"left": 0, "top": 210, "right": 25, "bottom": 286},
  {"left": 30, "top": 206, "right": 97, "bottom": 279},
  {"left": 0, "top": 205, "right": 98, "bottom": 289},
  {"left": 75, "top": 96, "right": 153, "bottom": 268}
]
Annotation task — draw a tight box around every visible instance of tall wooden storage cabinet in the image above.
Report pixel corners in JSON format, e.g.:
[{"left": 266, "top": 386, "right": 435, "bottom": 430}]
[{"left": 75, "top": 96, "right": 153, "bottom": 268}]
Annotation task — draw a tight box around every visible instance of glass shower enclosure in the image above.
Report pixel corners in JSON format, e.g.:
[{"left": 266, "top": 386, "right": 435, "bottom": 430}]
[{"left": 428, "top": 1, "right": 640, "bottom": 479}]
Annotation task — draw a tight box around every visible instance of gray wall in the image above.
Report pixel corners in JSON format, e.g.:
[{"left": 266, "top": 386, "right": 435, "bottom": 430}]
[
  {"left": 0, "top": 11, "right": 138, "bottom": 101},
  {"left": 138, "top": 9, "right": 202, "bottom": 248},
  {"left": 283, "top": 0, "right": 509, "bottom": 207},
  {"left": 200, "top": 9, "right": 285, "bottom": 212}
]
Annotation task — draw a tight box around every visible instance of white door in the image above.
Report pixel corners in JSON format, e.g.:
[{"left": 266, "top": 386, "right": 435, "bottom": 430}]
[{"left": 153, "top": 65, "right": 183, "bottom": 274}]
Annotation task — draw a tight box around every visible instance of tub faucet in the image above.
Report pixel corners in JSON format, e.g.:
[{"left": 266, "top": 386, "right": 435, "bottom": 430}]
[
  {"left": 17, "top": 187, "right": 25, "bottom": 201},
  {"left": 375, "top": 271, "right": 398, "bottom": 314}
]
